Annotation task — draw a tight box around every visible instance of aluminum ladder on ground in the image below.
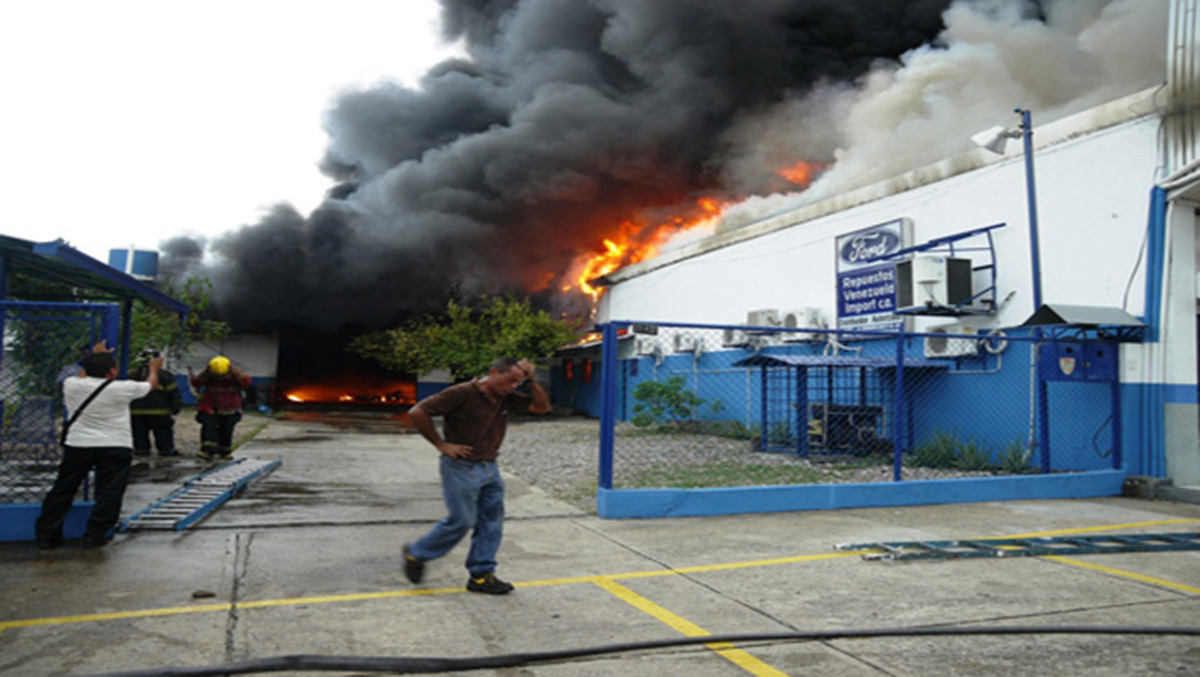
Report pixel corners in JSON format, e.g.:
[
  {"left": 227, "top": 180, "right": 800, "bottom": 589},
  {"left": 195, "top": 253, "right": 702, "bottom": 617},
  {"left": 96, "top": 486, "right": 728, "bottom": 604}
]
[
  {"left": 121, "top": 458, "right": 281, "bottom": 531},
  {"left": 835, "top": 532, "right": 1200, "bottom": 561}
]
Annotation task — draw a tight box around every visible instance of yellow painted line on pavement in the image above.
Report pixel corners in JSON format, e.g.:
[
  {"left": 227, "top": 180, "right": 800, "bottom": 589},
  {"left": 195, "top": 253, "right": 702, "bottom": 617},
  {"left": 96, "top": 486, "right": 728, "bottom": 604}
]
[
  {"left": 0, "top": 587, "right": 463, "bottom": 632},
  {"left": 0, "top": 603, "right": 232, "bottom": 631},
  {"left": 1041, "top": 556, "right": 1200, "bottom": 595},
  {"left": 3, "top": 518, "right": 1197, "bottom": 633},
  {"left": 980, "top": 518, "right": 1200, "bottom": 541},
  {"left": 501, "top": 551, "right": 861, "bottom": 590},
  {"left": 593, "top": 577, "right": 788, "bottom": 677}
]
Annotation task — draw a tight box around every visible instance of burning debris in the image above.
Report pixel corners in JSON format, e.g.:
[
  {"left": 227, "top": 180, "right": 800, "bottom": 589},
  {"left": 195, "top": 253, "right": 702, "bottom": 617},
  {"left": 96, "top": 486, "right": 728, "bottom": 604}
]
[{"left": 160, "top": 0, "right": 1165, "bottom": 333}]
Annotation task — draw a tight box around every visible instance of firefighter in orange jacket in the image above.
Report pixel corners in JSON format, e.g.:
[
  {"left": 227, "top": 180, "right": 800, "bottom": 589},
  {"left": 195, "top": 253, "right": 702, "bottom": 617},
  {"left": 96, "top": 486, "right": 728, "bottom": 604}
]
[{"left": 189, "top": 356, "right": 251, "bottom": 461}]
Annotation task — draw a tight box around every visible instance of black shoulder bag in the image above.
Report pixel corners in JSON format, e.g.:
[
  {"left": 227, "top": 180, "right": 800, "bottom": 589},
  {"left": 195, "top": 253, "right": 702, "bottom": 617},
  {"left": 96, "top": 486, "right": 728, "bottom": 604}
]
[{"left": 60, "top": 379, "right": 114, "bottom": 446}]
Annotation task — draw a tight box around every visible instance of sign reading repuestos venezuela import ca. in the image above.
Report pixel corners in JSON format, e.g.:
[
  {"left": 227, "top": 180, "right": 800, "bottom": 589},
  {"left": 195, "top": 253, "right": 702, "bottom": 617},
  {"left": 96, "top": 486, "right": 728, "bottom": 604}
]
[{"left": 836, "top": 218, "right": 911, "bottom": 332}]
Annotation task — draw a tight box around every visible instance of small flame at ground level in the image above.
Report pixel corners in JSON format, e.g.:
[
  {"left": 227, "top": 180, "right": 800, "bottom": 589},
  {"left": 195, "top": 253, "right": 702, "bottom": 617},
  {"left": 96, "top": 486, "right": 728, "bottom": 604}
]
[{"left": 284, "top": 382, "right": 416, "bottom": 406}]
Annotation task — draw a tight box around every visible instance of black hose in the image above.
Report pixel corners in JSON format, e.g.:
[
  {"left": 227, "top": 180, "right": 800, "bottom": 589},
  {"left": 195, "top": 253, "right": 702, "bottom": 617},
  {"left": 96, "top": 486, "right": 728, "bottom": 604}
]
[{"left": 86, "top": 625, "right": 1200, "bottom": 676}]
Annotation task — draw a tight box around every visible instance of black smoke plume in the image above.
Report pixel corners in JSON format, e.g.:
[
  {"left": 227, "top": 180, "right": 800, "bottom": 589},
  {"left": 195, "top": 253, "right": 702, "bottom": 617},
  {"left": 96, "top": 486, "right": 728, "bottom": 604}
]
[
  {"left": 162, "top": 0, "right": 1164, "bottom": 333},
  {"left": 164, "top": 0, "right": 950, "bottom": 331}
]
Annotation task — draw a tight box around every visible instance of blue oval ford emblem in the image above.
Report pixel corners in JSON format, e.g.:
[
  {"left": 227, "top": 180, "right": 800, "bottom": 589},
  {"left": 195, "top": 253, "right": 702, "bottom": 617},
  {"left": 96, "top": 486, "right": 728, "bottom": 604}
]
[{"left": 840, "top": 230, "right": 900, "bottom": 265}]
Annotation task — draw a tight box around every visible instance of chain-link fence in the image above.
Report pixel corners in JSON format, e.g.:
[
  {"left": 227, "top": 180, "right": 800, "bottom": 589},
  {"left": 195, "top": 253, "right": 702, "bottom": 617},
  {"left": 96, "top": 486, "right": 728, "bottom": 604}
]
[
  {"left": 598, "top": 321, "right": 1120, "bottom": 491},
  {"left": 0, "top": 301, "right": 119, "bottom": 504}
]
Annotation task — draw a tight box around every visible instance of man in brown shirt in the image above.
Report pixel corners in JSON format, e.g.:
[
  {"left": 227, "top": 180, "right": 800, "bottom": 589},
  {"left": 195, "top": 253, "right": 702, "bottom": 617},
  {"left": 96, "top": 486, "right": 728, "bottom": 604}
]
[{"left": 402, "top": 357, "right": 550, "bottom": 594}]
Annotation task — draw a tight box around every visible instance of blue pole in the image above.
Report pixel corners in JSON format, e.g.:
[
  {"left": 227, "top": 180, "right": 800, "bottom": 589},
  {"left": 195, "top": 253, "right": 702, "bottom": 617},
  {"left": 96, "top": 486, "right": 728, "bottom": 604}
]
[
  {"left": 119, "top": 298, "right": 133, "bottom": 378},
  {"left": 796, "top": 366, "right": 809, "bottom": 457},
  {"left": 1018, "top": 108, "right": 1043, "bottom": 313},
  {"left": 892, "top": 330, "right": 905, "bottom": 482},
  {"left": 760, "top": 365, "right": 769, "bottom": 451},
  {"left": 597, "top": 323, "right": 619, "bottom": 490}
]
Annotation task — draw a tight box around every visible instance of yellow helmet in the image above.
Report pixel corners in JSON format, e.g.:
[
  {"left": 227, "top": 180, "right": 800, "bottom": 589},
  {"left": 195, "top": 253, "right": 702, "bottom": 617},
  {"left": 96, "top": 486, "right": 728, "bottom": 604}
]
[{"left": 208, "top": 356, "right": 231, "bottom": 375}]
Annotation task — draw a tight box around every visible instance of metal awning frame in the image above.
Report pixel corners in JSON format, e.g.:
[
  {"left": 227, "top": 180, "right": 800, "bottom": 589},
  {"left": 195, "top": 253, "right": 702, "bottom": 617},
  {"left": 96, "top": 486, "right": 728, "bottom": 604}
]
[
  {"left": 0, "top": 236, "right": 190, "bottom": 374},
  {"left": 1020, "top": 303, "right": 1147, "bottom": 342}
]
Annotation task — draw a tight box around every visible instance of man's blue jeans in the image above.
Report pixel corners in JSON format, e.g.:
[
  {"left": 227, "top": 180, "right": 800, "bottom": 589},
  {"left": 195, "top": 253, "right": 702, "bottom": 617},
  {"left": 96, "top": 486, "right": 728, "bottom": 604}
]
[{"left": 409, "top": 455, "right": 505, "bottom": 577}]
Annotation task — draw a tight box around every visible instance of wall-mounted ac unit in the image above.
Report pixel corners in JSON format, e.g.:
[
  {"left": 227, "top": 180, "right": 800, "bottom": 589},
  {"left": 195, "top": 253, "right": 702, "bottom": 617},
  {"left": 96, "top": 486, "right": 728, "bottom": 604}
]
[
  {"left": 673, "top": 333, "right": 701, "bottom": 354},
  {"left": 896, "top": 256, "right": 973, "bottom": 313},
  {"left": 923, "top": 322, "right": 979, "bottom": 358},
  {"left": 635, "top": 336, "right": 661, "bottom": 356},
  {"left": 722, "top": 328, "right": 750, "bottom": 347},
  {"left": 746, "top": 333, "right": 778, "bottom": 350},
  {"left": 746, "top": 309, "right": 782, "bottom": 328},
  {"left": 780, "top": 307, "right": 823, "bottom": 342}
]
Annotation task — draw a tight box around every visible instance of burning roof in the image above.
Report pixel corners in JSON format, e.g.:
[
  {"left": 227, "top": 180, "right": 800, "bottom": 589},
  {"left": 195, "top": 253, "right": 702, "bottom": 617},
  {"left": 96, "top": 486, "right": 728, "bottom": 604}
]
[{"left": 160, "top": 0, "right": 1167, "bottom": 332}]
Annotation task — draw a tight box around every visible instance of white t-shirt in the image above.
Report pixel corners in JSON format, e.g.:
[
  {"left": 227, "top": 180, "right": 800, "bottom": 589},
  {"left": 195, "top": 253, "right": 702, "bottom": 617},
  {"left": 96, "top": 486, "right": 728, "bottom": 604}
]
[{"left": 62, "top": 376, "right": 152, "bottom": 448}]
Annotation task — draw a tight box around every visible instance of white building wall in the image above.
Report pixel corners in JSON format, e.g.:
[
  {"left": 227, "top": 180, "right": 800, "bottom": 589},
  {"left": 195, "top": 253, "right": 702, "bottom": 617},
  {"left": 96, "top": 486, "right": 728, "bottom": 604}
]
[
  {"left": 177, "top": 333, "right": 279, "bottom": 379},
  {"left": 602, "top": 115, "right": 1161, "bottom": 337}
]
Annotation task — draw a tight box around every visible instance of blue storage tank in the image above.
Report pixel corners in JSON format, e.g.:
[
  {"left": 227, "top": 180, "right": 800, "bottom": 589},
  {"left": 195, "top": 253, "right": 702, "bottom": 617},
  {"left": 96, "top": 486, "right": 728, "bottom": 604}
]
[{"left": 108, "top": 248, "right": 159, "bottom": 279}]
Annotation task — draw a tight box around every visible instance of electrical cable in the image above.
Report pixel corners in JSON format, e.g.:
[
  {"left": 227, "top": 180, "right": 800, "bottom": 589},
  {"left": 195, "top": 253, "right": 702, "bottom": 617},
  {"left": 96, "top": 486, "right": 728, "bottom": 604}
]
[
  {"left": 85, "top": 625, "right": 1200, "bottom": 677},
  {"left": 1093, "top": 412, "right": 1115, "bottom": 458}
]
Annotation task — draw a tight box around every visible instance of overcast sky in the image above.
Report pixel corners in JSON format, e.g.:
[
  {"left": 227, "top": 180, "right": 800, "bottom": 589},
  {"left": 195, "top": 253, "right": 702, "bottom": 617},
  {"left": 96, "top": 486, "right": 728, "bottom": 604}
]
[{"left": 0, "top": 0, "right": 462, "bottom": 262}]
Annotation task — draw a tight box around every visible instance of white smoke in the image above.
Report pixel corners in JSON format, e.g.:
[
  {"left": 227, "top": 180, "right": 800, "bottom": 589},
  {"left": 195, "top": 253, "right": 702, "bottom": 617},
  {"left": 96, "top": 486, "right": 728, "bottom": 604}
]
[{"left": 715, "top": 0, "right": 1168, "bottom": 233}]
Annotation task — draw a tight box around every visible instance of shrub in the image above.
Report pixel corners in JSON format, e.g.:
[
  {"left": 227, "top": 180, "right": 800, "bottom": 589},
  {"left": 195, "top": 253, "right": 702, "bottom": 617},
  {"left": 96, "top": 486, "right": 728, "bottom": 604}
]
[
  {"left": 910, "top": 430, "right": 961, "bottom": 468},
  {"left": 631, "top": 376, "right": 709, "bottom": 432}
]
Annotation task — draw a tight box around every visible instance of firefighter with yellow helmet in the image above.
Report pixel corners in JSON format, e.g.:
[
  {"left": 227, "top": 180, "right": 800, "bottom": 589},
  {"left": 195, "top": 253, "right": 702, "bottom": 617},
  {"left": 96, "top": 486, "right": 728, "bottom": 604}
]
[{"left": 188, "top": 355, "right": 251, "bottom": 460}]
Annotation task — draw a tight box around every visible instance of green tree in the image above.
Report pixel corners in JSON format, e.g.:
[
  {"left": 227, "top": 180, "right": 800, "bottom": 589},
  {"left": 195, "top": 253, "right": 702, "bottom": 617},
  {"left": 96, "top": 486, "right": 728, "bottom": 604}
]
[
  {"left": 631, "top": 376, "right": 712, "bottom": 432},
  {"left": 131, "top": 277, "right": 231, "bottom": 357},
  {"left": 350, "top": 296, "right": 581, "bottom": 381}
]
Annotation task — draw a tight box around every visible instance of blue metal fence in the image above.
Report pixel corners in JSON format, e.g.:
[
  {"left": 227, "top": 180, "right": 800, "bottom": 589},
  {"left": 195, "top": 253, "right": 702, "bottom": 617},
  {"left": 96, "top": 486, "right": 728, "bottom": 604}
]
[
  {"left": 0, "top": 301, "right": 120, "bottom": 505},
  {"left": 592, "top": 320, "right": 1127, "bottom": 518}
]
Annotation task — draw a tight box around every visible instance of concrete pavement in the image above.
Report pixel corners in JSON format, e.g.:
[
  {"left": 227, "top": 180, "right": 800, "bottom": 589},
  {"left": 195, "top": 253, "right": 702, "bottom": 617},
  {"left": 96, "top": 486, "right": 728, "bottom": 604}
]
[{"left": 2, "top": 414, "right": 1199, "bottom": 676}]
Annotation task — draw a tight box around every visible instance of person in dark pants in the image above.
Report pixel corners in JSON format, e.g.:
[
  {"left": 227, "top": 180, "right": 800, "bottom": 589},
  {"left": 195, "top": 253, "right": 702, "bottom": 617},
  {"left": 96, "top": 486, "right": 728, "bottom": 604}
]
[
  {"left": 189, "top": 356, "right": 250, "bottom": 461},
  {"left": 36, "top": 344, "right": 161, "bottom": 549},
  {"left": 402, "top": 357, "right": 551, "bottom": 595},
  {"left": 130, "top": 349, "right": 182, "bottom": 457}
]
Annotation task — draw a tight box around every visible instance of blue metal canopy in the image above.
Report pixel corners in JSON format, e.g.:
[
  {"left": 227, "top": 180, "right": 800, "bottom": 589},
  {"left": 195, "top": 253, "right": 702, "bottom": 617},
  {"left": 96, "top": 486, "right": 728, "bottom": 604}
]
[
  {"left": 0, "top": 235, "right": 190, "bottom": 375},
  {"left": 11, "top": 238, "right": 189, "bottom": 313}
]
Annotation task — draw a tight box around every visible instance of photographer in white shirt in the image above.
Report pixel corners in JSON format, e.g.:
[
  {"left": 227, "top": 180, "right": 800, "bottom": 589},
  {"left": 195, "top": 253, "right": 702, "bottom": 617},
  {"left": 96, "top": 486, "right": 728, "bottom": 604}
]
[{"left": 35, "top": 341, "right": 161, "bottom": 549}]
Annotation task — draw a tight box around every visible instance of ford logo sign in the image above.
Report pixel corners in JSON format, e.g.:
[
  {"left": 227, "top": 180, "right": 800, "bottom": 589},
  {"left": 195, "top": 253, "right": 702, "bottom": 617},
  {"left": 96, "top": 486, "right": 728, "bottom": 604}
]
[{"left": 840, "top": 230, "right": 900, "bottom": 264}]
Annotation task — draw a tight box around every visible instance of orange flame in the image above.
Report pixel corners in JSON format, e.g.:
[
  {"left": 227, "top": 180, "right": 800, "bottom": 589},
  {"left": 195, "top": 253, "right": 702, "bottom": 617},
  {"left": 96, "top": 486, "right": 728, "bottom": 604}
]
[
  {"left": 568, "top": 197, "right": 727, "bottom": 301},
  {"left": 776, "top": 160, "right": 818, "bottom": 186},
  {"left": 284, "top": 382, "right": 417, "bottom": 405}
]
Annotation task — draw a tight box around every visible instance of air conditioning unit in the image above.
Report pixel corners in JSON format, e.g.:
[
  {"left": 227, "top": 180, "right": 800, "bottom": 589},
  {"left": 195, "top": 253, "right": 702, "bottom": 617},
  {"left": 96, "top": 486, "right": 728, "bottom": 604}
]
[
  {"left": 635, "top": 336, "right": 661, "bottom": 356},
  {"left": 722, "top": 328, "right": 750, "bottom": 347},
  {"left": 896, "top": 256, "right": 973, "bottom": 313},
  {"left": 673, "top": 333, "right": 701, "bottom": 354},
  {"left": 746, "top": 333, "right": 778, "bottom": 350},
  {"left": 923, "top": 322, "right": 979, "bottom": 358},
  {"left": 780, "top": 307, "right": 824, "bottom": 342},
  {"left": 746, "top": 309, "right": 782, "bottom": 328}
]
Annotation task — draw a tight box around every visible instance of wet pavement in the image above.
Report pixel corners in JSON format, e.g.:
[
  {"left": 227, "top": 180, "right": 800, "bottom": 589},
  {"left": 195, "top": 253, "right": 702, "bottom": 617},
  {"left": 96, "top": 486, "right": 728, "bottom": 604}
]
[{"left": 2, "top": 413, "right": 1199, "bottom": 676}]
